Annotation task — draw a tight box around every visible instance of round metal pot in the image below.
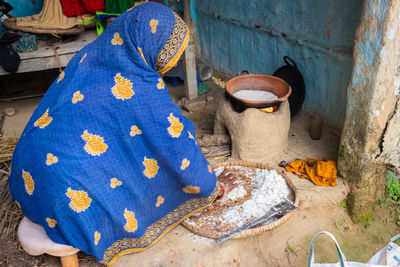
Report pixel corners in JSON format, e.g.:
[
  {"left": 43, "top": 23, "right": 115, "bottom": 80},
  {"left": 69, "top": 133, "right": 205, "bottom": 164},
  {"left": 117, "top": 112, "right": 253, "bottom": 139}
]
[{"left": 225, "top": 73, "right": 292, "bottom": 112}]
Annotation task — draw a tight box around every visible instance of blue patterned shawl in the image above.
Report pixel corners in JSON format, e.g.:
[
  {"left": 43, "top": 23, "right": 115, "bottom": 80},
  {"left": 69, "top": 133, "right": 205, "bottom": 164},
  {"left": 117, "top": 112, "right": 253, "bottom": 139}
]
[{"left": 8, "top": 2, "right": 219, "bottom": 265}]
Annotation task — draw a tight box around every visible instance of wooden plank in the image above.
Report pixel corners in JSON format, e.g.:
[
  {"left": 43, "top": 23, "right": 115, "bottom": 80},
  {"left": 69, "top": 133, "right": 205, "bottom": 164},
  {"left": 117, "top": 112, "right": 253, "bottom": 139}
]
[
  {"left": 20, "top": 30, "right": 98, "bottom": 60},
  {"left": 0, "top": 30, "right": 98, "bottom": 75},
  {"left": 183, "top": 36, "right": 198, "bottom": 100},
  {"left": 183, "top": 0, "right": 198, "bottom": 100},
  {"left": 0, "top": 53, "right": 76, "bottom": 74}
]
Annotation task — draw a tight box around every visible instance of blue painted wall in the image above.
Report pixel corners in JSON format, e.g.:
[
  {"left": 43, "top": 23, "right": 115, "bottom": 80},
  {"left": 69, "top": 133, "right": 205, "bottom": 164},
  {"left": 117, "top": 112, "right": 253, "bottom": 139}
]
[
  {"left": 7, "top": 0, "right": 43, "bottom": 17},
  {"left": 193, "top": 0, "right": 363, "bottom": 128}
]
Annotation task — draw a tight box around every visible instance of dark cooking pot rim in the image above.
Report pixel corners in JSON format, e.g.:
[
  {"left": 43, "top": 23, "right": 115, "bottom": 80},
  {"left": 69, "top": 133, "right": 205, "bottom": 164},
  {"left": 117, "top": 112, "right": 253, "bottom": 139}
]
[{"left": 225, "top": 74, "right": 292, "bottom": 106}]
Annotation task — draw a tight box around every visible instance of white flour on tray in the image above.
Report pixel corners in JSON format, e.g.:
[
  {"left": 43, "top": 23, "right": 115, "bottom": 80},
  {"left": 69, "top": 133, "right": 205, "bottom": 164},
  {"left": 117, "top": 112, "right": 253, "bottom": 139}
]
[{"left": 209, "top": 166, "right": 291, "bottom": 228}]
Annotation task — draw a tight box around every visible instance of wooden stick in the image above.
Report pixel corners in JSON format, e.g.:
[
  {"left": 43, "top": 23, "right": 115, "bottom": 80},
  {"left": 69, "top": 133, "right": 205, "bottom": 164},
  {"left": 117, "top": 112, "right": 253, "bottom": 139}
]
[
  {"left": 0, "top": 93, "right": 45, "bottom": 102},
  {"left": 53, "top": 47, "right": 63, "bottom": 73},
  {"left": 182, "top": 0, "right": 198, "bottom": 100},
  {"left": 0, "top": 195, "right": 13, "bottom": 237},
  {"left": 197, "top": 134, "right": 231, "bottom": 147},
  {"left": 0, "top": 169, "right": 9, "bottom": 175},
  {"left": 183, "top": 0, "right": 191, "bottom": 24},
  {"left": 60, "top": 253, "right": 79, "bottom": 267},
  {"left": 201, "top": 145, "right": 231, "bottom": 157}
]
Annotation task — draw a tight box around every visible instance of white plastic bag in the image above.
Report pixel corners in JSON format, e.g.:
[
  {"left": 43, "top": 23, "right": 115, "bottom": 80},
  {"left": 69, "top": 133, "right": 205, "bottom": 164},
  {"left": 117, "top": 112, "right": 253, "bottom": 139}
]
[
  {"left": 367, "top": 233, "right": 400, "bottom": 265},
  {"left": 308, "top": 231, "right": 395, "bottom": 267}
]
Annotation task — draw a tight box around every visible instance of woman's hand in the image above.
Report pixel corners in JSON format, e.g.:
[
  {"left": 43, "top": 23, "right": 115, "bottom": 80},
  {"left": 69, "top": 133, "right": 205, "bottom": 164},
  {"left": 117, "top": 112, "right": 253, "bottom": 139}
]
[{"left": 217, "top": 169, "right": 238, "bottom": 195}]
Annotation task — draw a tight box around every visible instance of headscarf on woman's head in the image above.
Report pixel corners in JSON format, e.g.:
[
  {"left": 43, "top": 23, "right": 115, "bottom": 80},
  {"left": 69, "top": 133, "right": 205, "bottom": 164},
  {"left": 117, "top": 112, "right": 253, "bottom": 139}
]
[
  {"left": 124, "top": 2, "right": 189, "bottom": 74},
  {"left": 102, "top": 2, "right": 189, "bottom": 75}
]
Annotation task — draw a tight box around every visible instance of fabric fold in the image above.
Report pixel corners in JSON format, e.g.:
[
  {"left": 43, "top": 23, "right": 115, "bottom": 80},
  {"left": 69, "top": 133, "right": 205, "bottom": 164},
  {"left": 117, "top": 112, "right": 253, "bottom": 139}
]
[
  {"left": 16, "top": 0, "right": 82, "bottom": 30},
  {"left": 285, "top": 159, "right": 337, "bottom": 186}
]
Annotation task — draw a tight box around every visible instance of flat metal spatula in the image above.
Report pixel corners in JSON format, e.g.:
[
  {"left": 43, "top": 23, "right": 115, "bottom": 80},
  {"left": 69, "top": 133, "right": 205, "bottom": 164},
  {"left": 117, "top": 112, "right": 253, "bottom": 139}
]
[{"left": 215, "top": 201, "right": 296, "bottom": 244}]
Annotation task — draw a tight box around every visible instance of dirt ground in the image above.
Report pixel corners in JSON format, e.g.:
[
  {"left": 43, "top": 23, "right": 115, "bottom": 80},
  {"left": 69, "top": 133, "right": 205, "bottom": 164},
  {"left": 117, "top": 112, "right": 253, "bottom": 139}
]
[{"left": 0, "top": 74, "right": 398, "bottom": 267}]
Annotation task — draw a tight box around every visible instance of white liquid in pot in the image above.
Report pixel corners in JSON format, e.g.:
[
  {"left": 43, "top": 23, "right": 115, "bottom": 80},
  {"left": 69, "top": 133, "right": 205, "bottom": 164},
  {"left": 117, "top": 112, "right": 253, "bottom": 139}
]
[{"left": 233, "top": 89, "right": 278, "bottom": 102}]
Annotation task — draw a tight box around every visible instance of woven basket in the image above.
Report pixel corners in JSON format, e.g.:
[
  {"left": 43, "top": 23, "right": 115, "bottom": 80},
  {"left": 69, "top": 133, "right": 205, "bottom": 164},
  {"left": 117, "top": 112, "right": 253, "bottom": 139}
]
[
  {"left": 3, "top": 18, "right": 85, "bottom": 35},
  {"left": 182, "top": 161, "right": 298, "bottom": 239}
]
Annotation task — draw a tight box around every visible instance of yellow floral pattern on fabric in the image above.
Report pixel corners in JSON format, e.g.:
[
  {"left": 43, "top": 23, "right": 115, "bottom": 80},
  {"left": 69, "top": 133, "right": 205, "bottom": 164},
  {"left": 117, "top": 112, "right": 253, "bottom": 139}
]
[
  {"left": 46, "top": 218, "right": 57, "bottom": 228},
  {"left": 137, "top": 47, "right": 148, "bottom": 65},
  {"left": 34, "top": 109, "right": 53, "bottom": 129},
  {"left": 188, "top": 131, "right": 194, "bottom": 140},
  {"left": 80, "top": 53, "right": 87, "bottom": 63},
  {"left": 22, "top": 170, "right": 34, "bottom": 195},
  {"left": 72, "top": 91, "right": 84, "bottom": 104},
  {"left": 112, "top": 73, "right": 134, "bottom": 100},
  {"left": 124, "top": 209, "right": 138, "bottom": 233},
  {"left": 149, "top": 19, "right": 158, "bottom": 34},
  {"left": 81, "top": 130, "right": 108, "bottom": 156},
  {"left": 94, "top": 231, "right": 101, "bottom": 245},
  {"left": 183, "top": 185, "right": 200, "bottom": 194},
  {"left": 101, "top": 186, "right": 220, "bottom": 265},
  {"left": 180, "top": 158, "right": 190, "bottom": 170},
  {"left": 155, "top": 196, "right": 164, "bottom": 207},
  {"left": 66, "top": 187, "right": 92, "bottom": 213},
  {"left": 167, "top": 113, "right": 183, "bottom": 138},
  {"left": 130, "top": 125, "right": 142, "bottom": 137},
  {"left": 111, "top": 32, "right": 123, "bottom": 45},
  {"left": 208, "top": 165, "right": 212, "bottom": 173},
  {"left": 110, "top": 178, "right": 122, "bottom": 189},
  {"left": 155, "top": 13, "right": 189, "bottom": 74},
  {"left": 57, "top": 71, "right": 65, "bottom": 83},
  {"left": 143, "top": 157, "right": 159, "bottom": 178},
  {"left": 46, "top": 153, "right": 58, "bottom": 166},
  {"left": 157, "top": 78, "right": 165, "bottom": 89}
]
